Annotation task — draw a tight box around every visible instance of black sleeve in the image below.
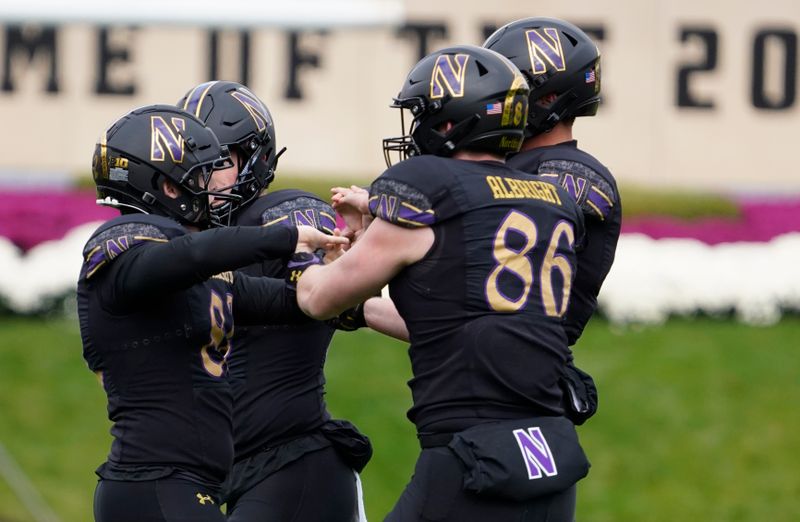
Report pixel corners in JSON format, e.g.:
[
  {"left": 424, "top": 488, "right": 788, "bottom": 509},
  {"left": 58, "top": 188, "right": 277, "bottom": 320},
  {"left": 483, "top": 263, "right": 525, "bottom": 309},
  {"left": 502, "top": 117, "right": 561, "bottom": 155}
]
[
  {"left": 563, "top": 217, "right": 614, "bottom": 345},
  {"left": 231, "top": 273, "right": 310, "bottom": 325},
  {"left": 112, "top": 225, "right": 298, "bottom": 303}
]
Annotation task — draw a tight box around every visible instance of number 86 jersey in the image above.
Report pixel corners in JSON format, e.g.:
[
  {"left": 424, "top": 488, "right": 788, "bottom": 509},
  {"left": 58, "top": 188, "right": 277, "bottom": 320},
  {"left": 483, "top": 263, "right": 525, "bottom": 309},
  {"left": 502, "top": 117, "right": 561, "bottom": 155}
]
[{"left": 368, "top": 155, "right": 585, "bottom": 434}]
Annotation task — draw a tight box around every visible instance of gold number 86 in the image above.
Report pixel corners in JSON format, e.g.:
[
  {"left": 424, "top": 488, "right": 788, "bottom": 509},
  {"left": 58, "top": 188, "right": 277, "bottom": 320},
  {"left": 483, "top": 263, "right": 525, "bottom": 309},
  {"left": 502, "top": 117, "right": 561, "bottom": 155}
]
[{"left": 485, "top": 210, "right": 575, "bottom": 316}]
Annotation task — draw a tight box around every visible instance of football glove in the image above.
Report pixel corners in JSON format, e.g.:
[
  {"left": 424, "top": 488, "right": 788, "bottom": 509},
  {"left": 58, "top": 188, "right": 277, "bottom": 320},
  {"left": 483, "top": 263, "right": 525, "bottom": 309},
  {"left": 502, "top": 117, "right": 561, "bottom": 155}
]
[
  {"left": 286, "top": 252, "right": 323, "bottom": 291},
  {"left": 327, "top": 302, "right": 367, "bottom": 331}
]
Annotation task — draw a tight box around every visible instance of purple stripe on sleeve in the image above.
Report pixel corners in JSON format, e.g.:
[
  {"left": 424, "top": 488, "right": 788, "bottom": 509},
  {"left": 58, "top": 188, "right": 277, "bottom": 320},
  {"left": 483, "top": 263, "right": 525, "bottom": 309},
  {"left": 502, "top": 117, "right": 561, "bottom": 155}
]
[{"left": 587, "top": 190, "right": 612, "bottom": 219}]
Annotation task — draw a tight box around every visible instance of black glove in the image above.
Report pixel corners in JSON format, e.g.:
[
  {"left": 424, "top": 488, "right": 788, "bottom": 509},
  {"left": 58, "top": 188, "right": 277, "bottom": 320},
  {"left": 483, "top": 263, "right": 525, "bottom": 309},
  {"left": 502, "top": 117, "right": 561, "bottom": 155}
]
[
  {"left": 560, "top": 362, "right": 598, "bottom": 426},
  {"left": 285, "top": 252, "right": 323, "bottom": 291},
  {"left": 327, "top": 302, "right": 367, "bottom": 331}
]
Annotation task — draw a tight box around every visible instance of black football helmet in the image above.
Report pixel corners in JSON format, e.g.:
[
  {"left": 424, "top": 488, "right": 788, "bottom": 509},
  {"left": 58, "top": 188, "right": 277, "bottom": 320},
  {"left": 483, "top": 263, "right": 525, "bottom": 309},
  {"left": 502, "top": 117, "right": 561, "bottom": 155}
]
[
  {"left": 382, "top": 45, "right": 529, "bottom": 166},
  {"left": 484, "top": 17, "right": 601, "bottom": 137},
  {"left": 91, "top": 104, "right": 234, "bottom": 228},
  {"left": 177, "top": 81, "right": 280, "bottom": 225}
]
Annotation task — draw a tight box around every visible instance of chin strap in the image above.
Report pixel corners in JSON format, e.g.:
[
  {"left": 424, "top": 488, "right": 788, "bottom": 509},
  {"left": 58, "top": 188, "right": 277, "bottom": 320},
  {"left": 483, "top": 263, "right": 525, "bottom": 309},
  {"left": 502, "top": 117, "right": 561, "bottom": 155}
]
[
  {"left": 530, "top": 91, "right": 579, "bottom": 135},
  {"left": 422, "top": 114, "right": 481, "bottom": 157},
  {"left": 96, "top": 196, "right": 150, "bottom": 215}
]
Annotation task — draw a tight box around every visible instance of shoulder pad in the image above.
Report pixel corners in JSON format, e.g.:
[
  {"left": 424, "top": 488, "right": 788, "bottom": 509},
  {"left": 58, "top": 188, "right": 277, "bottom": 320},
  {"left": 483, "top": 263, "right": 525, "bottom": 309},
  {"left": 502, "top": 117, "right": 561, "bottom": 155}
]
[
  {"left": 537, "top": 159, "right": 618, "bottom": 221},
  {"left": 82, "top": 215, "right": 185, "bottom": 279},
  {"left": 368, "top": 157, "right": 446, "bottom": 228},
  {"left": 253, "top": 189, "right": 336, "bottom": 233}
]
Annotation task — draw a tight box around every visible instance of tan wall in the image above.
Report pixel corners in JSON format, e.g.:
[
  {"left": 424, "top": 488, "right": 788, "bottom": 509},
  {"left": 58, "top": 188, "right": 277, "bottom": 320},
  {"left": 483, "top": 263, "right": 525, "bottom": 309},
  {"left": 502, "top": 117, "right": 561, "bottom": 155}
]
[{"left": 0, "top": 0, "right": 798, "bottom": 191}]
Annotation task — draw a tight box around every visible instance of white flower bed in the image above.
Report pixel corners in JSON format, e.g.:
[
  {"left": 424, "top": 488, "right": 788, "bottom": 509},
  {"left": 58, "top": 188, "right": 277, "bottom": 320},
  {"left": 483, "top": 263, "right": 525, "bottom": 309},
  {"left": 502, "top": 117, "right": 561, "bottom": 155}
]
[
  {"left": 0, "top": 222, "right": 102, "bottom": 313},
  {"left": 2, "top": 224, "right": 799, "bottom": 325},
  {"left": 598, "top": 233, "right": 800, "bottom": 325}
]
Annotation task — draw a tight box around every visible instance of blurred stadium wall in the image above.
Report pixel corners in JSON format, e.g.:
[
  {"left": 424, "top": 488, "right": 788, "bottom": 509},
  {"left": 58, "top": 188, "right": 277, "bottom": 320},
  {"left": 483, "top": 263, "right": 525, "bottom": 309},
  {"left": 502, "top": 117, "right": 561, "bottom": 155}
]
[{"left": 0, "top": 0, "right": 797, "bottom": 191}]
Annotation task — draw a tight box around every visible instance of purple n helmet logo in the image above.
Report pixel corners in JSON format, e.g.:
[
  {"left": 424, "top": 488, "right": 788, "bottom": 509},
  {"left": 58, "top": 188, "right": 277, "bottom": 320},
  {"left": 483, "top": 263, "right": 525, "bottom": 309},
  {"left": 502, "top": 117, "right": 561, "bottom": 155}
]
[
  {"left": 150, "top": 116, "right": 186, "bottom": 163},
  {"left": 526, "top": 28, "right": 567, "bottom": 75},
  {"left": 430, "top": 54, "right": 469, "bottom": 99},
  {"left": 513, "top": 427, "right": 558, "bottom": 479},
  {"left": 231, "top": 90, "right": 270, "bottom": 133}
]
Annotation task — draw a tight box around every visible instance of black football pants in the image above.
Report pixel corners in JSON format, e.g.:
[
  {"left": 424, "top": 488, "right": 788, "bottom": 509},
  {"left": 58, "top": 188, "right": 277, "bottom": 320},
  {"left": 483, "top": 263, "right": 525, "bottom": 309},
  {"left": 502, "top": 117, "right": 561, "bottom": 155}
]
[
  {"left": 385, "top": 446, "right": 576, "bottom": 522},
  {"left": 226, "top": 445, "right": 363, "bottom": 522},
  {"left": 94, "top": 478, "right": 225, "bottom": 522}
]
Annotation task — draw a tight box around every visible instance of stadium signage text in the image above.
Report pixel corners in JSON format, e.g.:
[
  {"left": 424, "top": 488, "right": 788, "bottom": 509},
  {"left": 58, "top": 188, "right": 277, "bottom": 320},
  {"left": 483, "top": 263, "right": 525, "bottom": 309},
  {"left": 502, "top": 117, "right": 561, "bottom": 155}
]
[{"left": 0, "top": 22, "right": 797, "bottom": 109}]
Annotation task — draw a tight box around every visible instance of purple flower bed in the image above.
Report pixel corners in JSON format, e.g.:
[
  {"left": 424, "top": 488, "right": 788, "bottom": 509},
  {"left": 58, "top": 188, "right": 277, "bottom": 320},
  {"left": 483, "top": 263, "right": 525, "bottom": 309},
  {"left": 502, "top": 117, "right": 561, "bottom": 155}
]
[
  {"left": 2, "top": 190, "right": 116, "bottom": 251},
  {"left": 622, "top": 199, "right": 800, "bottom": 244},
  {"left": 2, "top": 190, "right": 800, "bottom": 251}
]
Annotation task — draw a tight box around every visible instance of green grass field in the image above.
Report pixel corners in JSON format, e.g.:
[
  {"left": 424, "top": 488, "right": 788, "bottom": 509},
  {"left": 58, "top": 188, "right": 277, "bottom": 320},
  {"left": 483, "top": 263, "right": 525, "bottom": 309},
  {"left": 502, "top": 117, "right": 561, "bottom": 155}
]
[{"left": 0, "top": 315, "right": 798, "bottom": 521}]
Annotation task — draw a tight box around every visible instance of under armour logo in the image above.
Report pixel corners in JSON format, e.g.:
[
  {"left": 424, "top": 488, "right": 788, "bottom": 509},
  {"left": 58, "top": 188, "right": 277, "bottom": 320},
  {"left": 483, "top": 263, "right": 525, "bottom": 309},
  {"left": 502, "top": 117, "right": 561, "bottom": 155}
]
[
  {"left": 196, "top": 493, "right": 214, "bottom": 505},
  {"left": 290, "top": 270, "right": 303, "bottom": 282}
]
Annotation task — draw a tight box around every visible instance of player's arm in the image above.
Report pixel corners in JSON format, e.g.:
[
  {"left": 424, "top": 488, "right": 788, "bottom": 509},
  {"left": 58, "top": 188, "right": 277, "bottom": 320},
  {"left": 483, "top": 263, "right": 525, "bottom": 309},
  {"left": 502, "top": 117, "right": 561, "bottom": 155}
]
[
  {"left": 112, "top": 226, "right": 343, "bottom": 304},
  {"left": 327, "top": 295, "right": 409, "bottom": 341},
  {"left": 297, "top": 218, "right": 433, "bottom": 320},
  {"left": 364, "top": 296, "right": 409, "bottom": 342},
  {"left": 107, "top": 225, "right": 296, "bottom": 304},
  {"left": 330, "top": 295, "right": 410, "bottom": 341},
  {"left": 232, "top": 272, "right": 308, "bottom": 325}
]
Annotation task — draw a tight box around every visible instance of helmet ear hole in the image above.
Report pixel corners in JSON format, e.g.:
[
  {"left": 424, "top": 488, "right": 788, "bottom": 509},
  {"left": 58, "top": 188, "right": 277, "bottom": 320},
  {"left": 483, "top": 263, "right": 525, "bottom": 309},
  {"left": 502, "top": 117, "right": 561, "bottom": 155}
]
[
  {"left": 476, "top": 60, "right": 489, "bottom": 76},
  {"left": 563, "top": 32, "right": 578, "bottom": 46}
]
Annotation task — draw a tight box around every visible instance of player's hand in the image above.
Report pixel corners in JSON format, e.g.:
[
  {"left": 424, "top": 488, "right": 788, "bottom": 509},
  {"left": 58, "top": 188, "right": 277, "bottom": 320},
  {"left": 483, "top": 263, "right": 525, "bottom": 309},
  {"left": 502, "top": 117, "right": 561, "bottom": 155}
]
[
  {"left": 331, "top": 185, "right": 370, "bottom": 240},
  {"left": 331, "top": 185, "right": 370, "bottom": 213},
  {"left": 323, "top": 228, "right": 348, "bottom": 263},
  {"left": 295, "top": 225, "right": 349, "bottom": 253}
]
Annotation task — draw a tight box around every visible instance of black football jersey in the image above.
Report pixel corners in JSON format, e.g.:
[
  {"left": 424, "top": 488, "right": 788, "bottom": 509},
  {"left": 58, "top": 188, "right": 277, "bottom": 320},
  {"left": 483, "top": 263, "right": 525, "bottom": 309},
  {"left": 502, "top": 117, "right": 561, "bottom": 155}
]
[
  {"left": 369, "top": 155, "right": 585, "bottom": 434},
  {"left": 77, "top": 214, "right": 299, "bottom": 487},
  {"left": 507, "top": 141, "right": 621, "bottom": 345},
  {"left": 228, "top": 189, "right": 336, "bottom": 459}
]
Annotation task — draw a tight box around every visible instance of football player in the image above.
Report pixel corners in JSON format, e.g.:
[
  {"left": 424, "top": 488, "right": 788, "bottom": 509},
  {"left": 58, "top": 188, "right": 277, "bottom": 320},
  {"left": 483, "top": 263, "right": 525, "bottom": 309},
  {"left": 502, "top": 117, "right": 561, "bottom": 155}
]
[
  {"left": 177, "top": 81, "right": 370, "bottom": 522},
  {"left": 78, "top": 105, "right": 346, "bottom": 522},
  {"left": 296, "top": 45, "right": 589, "bottom": 521},
  {"left": 485, "top": 17, "right": 622, "bottom": 422}
]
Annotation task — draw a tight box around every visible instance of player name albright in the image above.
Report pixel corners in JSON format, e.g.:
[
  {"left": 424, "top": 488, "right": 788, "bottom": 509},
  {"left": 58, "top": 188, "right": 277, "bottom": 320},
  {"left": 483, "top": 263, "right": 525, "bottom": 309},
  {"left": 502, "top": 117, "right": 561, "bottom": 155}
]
[{"left": 485, "top": 175, "right": 562, "bottom": 205}]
